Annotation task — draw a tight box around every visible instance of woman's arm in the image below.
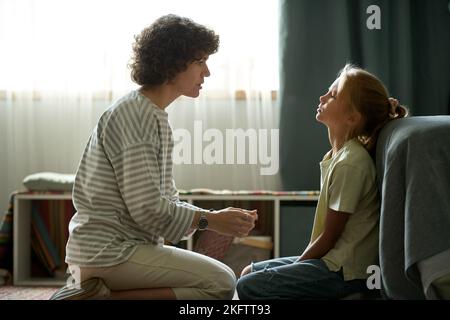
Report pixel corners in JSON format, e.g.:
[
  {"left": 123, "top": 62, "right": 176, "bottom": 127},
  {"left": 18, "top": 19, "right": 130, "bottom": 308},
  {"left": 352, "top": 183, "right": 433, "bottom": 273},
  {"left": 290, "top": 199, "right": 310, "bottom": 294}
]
[{"left": 297, "top": 208, "right": 350, "bottom": 261}]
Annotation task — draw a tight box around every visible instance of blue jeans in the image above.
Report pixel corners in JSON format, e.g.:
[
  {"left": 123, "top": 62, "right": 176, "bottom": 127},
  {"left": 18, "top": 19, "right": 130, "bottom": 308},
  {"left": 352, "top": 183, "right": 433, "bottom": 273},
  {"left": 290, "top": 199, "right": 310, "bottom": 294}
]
[{"left": 236, "top": 257, "right": 367, "bottom": 299}]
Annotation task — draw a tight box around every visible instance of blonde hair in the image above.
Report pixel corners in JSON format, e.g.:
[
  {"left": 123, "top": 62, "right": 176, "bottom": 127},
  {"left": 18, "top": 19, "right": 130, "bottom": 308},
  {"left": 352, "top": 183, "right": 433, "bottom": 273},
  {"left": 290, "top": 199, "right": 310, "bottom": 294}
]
[{"left": 338, "top": 64, "right": 409, "bottom": 156}]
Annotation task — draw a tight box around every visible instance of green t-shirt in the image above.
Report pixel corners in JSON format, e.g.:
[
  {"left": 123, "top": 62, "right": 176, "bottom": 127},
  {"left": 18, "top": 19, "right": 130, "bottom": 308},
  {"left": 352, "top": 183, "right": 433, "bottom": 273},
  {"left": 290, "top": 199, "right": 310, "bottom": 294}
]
[{"left": 310, "top": 139, "right": 380, "bottom": 280}]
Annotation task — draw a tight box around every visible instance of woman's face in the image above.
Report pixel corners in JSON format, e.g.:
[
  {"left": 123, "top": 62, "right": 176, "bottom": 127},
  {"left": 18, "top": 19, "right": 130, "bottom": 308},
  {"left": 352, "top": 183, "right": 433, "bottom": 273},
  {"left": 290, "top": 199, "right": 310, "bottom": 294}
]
[{"left": 171, "top": 55, "right": 210, "bottom": 98}]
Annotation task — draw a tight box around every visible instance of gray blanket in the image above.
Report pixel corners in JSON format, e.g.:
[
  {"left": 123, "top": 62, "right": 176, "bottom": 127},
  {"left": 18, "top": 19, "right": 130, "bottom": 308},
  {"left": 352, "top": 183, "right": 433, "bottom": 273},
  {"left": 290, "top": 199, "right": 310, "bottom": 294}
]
[{"left": 376, "top": 116, "right": 450, "bottom": 299}]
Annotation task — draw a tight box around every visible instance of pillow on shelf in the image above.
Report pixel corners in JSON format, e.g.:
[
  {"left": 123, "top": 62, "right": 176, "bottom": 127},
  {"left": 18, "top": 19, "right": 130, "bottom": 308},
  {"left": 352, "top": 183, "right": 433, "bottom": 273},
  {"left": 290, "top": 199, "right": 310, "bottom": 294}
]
[{"left": 22, "top": 172, "right": 75, "bottom": 192}]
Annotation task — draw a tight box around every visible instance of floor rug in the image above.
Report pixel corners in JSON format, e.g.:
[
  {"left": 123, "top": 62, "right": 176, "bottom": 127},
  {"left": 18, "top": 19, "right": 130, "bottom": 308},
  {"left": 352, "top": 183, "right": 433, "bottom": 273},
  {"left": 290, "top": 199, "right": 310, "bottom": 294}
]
[
  {"left": 0, "top": 285, "right": 240, "bottom": 300},
  {"left": 0, "top": 286, "right": 58, "bottom": 300}
]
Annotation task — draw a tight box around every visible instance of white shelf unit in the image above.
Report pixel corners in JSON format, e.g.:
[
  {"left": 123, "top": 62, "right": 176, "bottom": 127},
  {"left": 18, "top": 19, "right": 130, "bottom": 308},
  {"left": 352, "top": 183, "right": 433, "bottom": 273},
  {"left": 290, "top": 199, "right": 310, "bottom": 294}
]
[
  {"left": 13, "top": 193, "right": 318, "bottom": 286},
  {"left": 179, "top": 194, "right": 319, "bottom": 258},
  {"left": 13, "top": 193, "right": 72, "bottom": 286}
]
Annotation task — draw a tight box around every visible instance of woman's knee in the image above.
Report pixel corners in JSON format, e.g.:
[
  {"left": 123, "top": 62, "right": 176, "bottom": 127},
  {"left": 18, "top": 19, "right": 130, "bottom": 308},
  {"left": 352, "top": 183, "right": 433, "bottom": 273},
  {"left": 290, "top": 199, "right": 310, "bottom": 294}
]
[{"left": 209, "top": 269, "right": 236, "bottom": 300}]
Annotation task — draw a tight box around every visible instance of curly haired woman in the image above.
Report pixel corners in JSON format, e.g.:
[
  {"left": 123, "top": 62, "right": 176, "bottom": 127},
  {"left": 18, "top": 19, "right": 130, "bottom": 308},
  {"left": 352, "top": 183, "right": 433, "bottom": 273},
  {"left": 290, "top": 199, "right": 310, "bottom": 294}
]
[{"left": 51, "top": 14, "right": 257, "bottom": 300}]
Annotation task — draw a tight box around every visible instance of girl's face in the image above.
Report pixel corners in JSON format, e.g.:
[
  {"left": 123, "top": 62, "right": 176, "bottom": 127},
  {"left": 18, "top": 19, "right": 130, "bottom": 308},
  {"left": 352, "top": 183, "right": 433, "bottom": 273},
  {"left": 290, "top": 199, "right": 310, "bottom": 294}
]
[
  {"left": 170, "top": 55, "right": 210, "bottom": 98},
  {"left": 316, "top": 75, "right": 359, "bottom": 131}
]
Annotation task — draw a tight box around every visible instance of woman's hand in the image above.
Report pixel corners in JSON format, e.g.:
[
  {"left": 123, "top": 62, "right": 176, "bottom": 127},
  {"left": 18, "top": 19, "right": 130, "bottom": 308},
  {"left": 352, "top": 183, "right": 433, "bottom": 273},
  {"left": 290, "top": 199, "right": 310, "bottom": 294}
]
[{"left": 208, "top": 207, "right": 258, "bottom": 237}]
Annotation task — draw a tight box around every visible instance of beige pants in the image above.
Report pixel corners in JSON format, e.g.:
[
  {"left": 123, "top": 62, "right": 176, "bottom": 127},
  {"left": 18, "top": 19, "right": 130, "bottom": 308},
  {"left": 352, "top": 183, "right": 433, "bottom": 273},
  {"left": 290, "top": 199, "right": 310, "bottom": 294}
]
[{"left": 71, "top": 244, "right": 236, "bottom": 300}]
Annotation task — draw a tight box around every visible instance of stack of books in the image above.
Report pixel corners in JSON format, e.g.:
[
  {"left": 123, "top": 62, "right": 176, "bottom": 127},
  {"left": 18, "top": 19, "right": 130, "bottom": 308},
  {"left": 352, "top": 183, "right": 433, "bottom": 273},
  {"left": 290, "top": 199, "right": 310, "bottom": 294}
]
[{"left": 30, "top": 201, "right": 74, "bottom": 277}]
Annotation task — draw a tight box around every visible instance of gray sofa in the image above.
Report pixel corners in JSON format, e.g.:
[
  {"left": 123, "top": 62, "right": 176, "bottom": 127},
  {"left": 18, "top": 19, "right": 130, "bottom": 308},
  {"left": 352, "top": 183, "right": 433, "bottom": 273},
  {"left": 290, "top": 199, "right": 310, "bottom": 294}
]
[{"left": 376, "top": 116, "right": 450, "bottom": 299}]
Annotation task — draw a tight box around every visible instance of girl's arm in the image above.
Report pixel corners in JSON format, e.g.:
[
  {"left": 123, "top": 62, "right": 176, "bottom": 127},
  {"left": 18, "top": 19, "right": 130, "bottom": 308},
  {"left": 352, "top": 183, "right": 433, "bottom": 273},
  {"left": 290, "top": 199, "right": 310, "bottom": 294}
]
[{"left": 297, "top": 208, "right": 350, "bottom": 261}]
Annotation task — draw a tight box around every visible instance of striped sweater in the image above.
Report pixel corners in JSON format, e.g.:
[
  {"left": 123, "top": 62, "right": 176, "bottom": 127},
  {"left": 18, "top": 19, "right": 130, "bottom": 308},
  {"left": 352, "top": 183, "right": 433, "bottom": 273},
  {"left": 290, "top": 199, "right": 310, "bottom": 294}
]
[{"left": 66, "top": 90, "right": 202, "bottom": 267}]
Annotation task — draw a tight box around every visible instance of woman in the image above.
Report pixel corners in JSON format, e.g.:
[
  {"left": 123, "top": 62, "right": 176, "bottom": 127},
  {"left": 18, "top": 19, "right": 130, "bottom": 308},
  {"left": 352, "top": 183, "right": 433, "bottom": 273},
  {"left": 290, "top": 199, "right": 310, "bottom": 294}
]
[{"left": 51, "top": 14, "right": 257, "bottom": 300}]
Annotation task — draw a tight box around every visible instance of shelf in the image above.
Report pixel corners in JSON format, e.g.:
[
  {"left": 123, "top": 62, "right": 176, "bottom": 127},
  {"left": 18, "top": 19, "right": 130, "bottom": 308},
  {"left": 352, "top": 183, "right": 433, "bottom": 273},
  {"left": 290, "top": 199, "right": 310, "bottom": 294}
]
[
  {"left": 13, "top": 193, "right": 73, "bottom": 286},
  {"left": 13, "top": 192, "right": 318, "bottom": 286}
]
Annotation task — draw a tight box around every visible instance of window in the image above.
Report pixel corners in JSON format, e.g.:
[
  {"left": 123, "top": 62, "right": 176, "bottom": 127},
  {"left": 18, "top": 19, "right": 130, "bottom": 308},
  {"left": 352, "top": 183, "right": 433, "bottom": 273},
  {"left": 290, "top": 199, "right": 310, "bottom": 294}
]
[{"left": 0, "top": 0, "right": 279, "bottom": 98}]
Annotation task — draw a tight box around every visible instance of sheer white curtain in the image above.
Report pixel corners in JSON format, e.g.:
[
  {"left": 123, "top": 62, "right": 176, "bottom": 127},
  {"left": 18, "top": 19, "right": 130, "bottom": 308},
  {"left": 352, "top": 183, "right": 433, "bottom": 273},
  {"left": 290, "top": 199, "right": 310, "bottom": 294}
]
[{"left": 0, "top": 0, "right": 281, "bottom": 215}]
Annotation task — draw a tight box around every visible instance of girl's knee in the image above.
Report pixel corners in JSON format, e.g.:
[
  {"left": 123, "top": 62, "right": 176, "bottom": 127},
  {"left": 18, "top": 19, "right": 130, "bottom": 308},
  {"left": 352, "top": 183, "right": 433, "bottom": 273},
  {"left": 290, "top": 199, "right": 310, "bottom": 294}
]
[
  {"left": 236, "top": 273, "right": 260, "bottom": 300},
  {"left": 236, "top": 277, "right": 247, "bottom": 299}
]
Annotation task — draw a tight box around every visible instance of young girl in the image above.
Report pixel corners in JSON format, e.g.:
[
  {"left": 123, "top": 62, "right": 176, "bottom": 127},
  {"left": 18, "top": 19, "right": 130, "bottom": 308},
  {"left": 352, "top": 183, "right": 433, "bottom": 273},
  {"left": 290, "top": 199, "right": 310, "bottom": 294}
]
[{"left": 236, "top": 64, "right": 408, "bottom": 299}]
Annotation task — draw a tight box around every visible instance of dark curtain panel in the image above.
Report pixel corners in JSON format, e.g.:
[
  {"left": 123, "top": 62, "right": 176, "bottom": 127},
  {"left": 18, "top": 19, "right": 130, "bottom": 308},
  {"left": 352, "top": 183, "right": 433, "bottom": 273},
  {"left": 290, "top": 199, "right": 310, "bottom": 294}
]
[{"left": 279, "top": 0, "right": 450, "bottom": 190}]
